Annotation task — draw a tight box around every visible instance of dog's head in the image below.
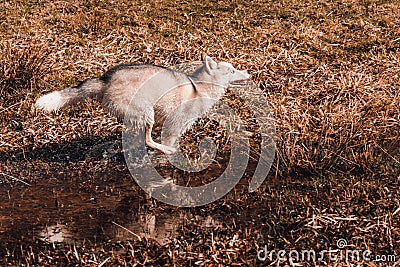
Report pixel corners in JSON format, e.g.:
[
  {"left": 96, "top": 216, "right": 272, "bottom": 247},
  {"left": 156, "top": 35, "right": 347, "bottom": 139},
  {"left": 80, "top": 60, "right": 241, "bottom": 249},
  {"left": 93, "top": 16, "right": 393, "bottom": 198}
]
[{"left": 201, "top": 53, "right": 250, "bottom": 88}]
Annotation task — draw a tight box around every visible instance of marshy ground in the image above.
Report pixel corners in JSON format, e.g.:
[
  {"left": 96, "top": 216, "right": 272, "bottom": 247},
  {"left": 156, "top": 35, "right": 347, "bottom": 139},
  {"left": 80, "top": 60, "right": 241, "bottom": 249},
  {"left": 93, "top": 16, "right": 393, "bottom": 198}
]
[{"left": 0, "top": 0, "right": 399, "bottom": 266}]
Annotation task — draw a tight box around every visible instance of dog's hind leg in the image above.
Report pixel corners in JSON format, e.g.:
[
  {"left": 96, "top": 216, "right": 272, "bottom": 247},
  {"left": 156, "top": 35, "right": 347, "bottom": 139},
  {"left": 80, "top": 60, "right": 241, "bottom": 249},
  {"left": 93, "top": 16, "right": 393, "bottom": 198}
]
[{"left": 144, "top": 111, "right": 177, "bottom": 154}]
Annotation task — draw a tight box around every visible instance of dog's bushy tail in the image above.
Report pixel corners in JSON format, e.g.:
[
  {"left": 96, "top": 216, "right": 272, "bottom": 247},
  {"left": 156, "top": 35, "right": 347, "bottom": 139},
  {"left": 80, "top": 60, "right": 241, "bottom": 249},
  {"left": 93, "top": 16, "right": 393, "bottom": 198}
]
[{"left": 35, "top": 78, "right": 104, "bottom": 112}]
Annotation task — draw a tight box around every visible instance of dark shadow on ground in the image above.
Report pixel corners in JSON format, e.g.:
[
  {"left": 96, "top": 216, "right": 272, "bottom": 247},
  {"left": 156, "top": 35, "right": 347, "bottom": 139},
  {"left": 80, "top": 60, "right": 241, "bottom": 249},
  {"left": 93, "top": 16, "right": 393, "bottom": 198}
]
[{"left": 0, "top": 134, "right": 124, "bottom": 164}]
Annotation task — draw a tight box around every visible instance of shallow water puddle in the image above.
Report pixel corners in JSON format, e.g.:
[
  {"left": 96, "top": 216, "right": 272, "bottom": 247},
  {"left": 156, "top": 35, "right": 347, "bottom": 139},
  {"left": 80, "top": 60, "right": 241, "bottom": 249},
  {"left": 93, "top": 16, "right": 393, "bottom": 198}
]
[{"left": 0, "top": 174, "right": 221, "bottom": 246}]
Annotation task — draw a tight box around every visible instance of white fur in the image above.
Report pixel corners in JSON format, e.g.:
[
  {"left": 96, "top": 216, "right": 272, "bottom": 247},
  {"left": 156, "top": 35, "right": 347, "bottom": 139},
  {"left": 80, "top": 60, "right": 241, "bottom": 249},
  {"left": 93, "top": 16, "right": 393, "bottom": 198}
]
[{"left": 35, "top": 91, "right": 64, "bottom": 112}]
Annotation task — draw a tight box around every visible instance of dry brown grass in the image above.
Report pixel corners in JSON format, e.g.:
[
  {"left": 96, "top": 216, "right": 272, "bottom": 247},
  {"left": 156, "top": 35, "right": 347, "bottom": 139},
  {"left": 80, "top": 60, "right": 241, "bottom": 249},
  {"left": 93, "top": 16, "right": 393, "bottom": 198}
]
[{"left": 0, "top": 0, "right": 399, "bottom": 266}]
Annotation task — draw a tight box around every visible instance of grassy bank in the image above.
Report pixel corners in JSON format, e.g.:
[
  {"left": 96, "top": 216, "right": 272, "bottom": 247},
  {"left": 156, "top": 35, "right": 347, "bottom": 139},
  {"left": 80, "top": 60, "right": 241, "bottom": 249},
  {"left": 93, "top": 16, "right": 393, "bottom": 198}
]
[{"left": 0, "top": 0, "right": 399, "bottom": 265}]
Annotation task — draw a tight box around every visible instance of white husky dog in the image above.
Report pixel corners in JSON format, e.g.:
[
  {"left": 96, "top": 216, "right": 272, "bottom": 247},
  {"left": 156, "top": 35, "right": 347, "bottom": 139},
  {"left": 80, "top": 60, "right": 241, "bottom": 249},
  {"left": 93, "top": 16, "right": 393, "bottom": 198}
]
[{"left": 35, "top": 54, "right": 250, "bottom": 154}]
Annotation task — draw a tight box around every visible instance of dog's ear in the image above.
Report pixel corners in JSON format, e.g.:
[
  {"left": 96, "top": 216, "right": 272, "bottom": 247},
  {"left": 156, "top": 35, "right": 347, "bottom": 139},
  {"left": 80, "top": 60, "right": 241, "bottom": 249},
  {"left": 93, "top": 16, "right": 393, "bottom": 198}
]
[{"left": 203, "top": 54, "right": 217, "bottom": 74}]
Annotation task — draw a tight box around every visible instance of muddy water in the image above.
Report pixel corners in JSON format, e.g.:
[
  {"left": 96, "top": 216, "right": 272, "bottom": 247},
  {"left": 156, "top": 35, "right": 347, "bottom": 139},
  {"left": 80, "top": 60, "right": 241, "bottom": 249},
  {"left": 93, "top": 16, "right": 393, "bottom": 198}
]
[
  {"left": 0, "top": 130, "right": 260, "bottom": 258},
  {"left": 0, "top": 157, "right": 227, "bottom": 247}
]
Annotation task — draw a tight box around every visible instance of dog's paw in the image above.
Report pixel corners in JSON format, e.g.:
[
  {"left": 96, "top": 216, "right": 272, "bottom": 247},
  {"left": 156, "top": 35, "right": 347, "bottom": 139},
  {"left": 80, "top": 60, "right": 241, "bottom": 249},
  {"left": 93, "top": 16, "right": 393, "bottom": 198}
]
[{"left": 163, "top": 145, "right": 177, "bottom": 155}]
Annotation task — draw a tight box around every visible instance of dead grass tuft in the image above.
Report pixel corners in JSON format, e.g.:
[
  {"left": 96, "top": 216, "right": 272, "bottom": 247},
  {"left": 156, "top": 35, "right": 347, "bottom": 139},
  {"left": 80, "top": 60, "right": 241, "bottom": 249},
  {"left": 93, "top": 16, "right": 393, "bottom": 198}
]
[{"left": 0, "top": 39, "right": 51, "bottom": 104}]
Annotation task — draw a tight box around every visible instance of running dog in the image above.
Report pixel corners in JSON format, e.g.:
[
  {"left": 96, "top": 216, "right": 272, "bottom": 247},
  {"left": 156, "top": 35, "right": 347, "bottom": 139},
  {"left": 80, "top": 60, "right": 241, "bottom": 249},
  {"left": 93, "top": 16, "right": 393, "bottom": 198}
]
[{"left": 35, "top": 54, "right": 250, "bottom": 154}]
